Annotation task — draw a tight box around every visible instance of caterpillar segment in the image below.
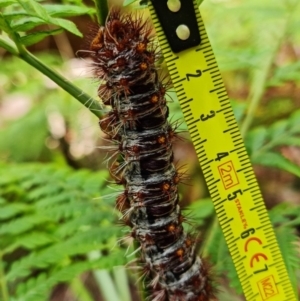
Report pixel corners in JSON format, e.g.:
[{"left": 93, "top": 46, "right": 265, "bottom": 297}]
[{"left": 89, "top": 10, "right": 215, "bottom": 301}]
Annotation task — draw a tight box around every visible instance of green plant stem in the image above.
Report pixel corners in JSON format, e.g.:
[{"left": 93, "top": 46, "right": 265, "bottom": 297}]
[
  {"left": 112, "top": 266, "right": 131, "bottom": 301},
  {"left": 240, "top": 8, "right": 295, "bottom": 137},
  {"left": 240, "top": 59, "right": 273, "bottom": 138},
  {"left": 94, "top": 0, "right": 109, "bottom": 25},
  {"left": 0, "top": 253, "right": 9, "bottom": 301},
  {"left": 88, "top": 251, "right": 121, "bottom": 301},
  {"left": 70, "top": 277, "right": 94, "bottom": 301},
  {"left": 94, "top": 270, "right": 121, "bottom": 301},
  {"left": 18, "top": 49, "right": 103, "bottom": 118}
]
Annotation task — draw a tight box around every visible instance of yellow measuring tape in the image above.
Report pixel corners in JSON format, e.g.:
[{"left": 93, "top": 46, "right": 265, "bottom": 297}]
[{"left": 149, "top": 1, "right": 297, "bottom": 301}]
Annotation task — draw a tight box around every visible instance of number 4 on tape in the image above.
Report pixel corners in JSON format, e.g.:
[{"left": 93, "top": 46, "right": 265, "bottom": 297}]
[{"left": 149, "top": 1, "right": 298, "bottom": 301}]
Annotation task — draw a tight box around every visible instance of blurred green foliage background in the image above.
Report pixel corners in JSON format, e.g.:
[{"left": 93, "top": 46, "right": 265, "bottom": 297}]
[{"left": 0, "top": 0, "right": 299, "bottom": 300}]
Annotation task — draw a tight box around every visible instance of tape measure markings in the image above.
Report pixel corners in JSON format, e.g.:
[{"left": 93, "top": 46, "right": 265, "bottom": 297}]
[{"left": 150, "top": 1, "right": 297, "bottom": 300}]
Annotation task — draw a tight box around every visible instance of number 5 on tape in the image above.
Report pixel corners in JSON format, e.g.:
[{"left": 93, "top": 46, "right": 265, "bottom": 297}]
[{"left": 149, "top": 0, "right": 297, "bottom": 300}]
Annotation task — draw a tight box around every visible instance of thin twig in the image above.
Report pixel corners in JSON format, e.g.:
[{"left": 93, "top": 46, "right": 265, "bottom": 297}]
[
  {"left": 94, "top": 0, "right": 109, "bottom": 25},
  {"left": 240, "top": 4, "right": 297, "bottom": 137},
  {"left": 19, "top": 50, "right": 104, "bottom": 118}
]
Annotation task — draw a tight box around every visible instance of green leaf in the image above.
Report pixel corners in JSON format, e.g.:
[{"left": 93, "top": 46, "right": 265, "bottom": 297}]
[
  {"left": 270, "top": 136, "right": 300, "bottom": 148},
  {"left": 6, "top": 227, "right": 119, "bottom": 281},
  {"left": 15, "top": 254, "right": 126, "bottom": 301},
  {"left": 48, "top": 17, "right": 82, "bottom": 37},
  {"left": 0, "top": 0, "right": 17, "bottom": 8},
  {"left": 267, "top": 120, "right": 287, "bottom": 142},
  {"left": 0, "top": 203, "right": 30, "bottom": 220},
  {"left": 17, "top": 0, "right": 50, "bottom": 22},
  {"left": 0, "top": 214, "right": 52, "bottom": 235},
  {"left": 10, "top": 17, "right": 45, "bottom": 32},
  {"left": 289, "top": 109, "right": 300, "bottom": 134},
  {"left": 0, "top": 12, "right": 11, "bottom": 32},
  {"left": 127, "top": 0, "right": 206, "bottom": 6},
  {"left": 187, "top": 198, "right": 214, "bottom": 226},
  {"left": 231, "top": 99, "right": 247, "bottom": 124},
  {"left": 269, "top": 61, "right": 300, "bottom": 85},
  {"left": 1, "top": 11, "right": 29, "bottom": 22},
  {"left": 20, "top": 28, "right": 63, "bottom": 46},
  {"left": 269, "top": 203, "right": 300, "bottom": 227},
  {"left": 245, "top": 127, "right": 267, "bottom": 155},
  {"left": 275, "top": 226, "right": 300, "bottom": 298},
  {"left": 43, "top": 4, "right": 95, "bottom": 18},
  {"left": 16, "top": 0, "right": 82, "bottom": 36},
  {"left": 0, "top": 34, "right": 18, "bottom": 54},
  {"left": 0, "top": 163, "right": 115, "bottom": 300},
  {"left": 4, "top": 232, "right": 55, "bottom": 254},
  {"left": 253, "top": 152, "right": 300, "bottom": 177}
]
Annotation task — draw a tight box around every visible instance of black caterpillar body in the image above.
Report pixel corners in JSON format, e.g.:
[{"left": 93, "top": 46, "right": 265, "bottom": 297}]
[{"left": 89, "top": 10, "right": 214, "bottom": 301}]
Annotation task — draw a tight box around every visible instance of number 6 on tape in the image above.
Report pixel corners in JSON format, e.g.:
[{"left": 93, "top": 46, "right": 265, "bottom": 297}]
[{"left": 149, "top": 0, "right": 297, "bottom": 300}]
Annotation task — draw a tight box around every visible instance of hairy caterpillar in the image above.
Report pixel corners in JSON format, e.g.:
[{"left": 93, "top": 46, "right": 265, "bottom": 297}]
[{"left": 88, "top": 10, "right": 215, "bottom": 301}]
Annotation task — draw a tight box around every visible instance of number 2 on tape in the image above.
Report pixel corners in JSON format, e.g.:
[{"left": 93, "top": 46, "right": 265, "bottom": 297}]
[{"left": 149, "top": 1, "right": 297, "bottom": 301}]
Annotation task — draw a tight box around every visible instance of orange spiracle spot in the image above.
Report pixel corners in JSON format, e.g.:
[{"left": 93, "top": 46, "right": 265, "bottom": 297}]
[
  {"left": 150, "top": 94, "right": 159, "bottom": 104},
  {"left": 176, "top": 248, "right": 184, "bottom": 260},
  {"left": 136, "top": 42, "right": 146, "bottom": 53},
  {"left": 139, "top": 62, "right": 148, "bottom": 71},
  {"left": 167, "top": 224, "right": 176, "bottom": 233},
  {"left": 162, "top": 182, "right": 171, "bottom": 192},
  {"left": 157, "top": 135, "right": 166, "bottom": 144}
]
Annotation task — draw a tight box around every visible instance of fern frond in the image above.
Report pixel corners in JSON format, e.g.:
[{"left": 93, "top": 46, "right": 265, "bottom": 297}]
[
  {"left": 269, "top": 203, "right": 300, "bottom": 298},
  {"left": 245, "top": 109, "right": 300, "bottom": 176},
  {"left": 14, "top": 252, "right": 125, "bottom": 301},
  {"left": 0, "top": 163, "right": 127, "bottom": 300},
  {"left": 275, "top": 226, "right": 299, "bottom": 296}
]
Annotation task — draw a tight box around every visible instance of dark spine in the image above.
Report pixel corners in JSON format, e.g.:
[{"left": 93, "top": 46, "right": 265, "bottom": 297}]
[{"left": 89, "top": 10, "right": 214, "bottom": 301}]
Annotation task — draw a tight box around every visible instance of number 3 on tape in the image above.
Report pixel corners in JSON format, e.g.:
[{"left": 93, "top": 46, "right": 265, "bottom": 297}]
[{"left": 149, "top": 0, "right": 297, "bottom": 300}]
